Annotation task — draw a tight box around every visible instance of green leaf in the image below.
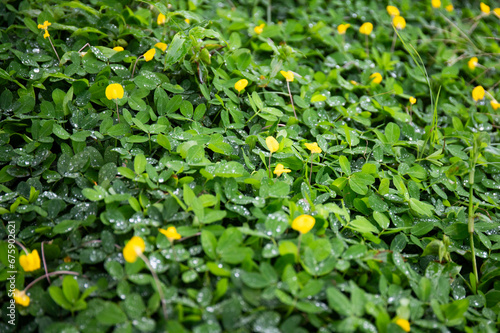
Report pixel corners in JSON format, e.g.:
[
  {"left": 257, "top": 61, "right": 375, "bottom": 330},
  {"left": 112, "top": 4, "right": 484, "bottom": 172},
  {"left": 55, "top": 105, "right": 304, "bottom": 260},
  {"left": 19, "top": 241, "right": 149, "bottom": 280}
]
[
  {"left": 134, "top": 154, "right": 147, "bottom": 174},
  {"left": 96, "top": 301, "right": 127, "bottom": 325},
  {"left": 326, "top": 287, "right": 352, "bottom": 316},
  {"left": 201, "top": 230, "right": 217, "bottom": 260},
  {"left": 385, "top": 122, "right": 400, "bottom": 144},
  {"left": 62, "top": 275, "right": 80, "bottom": 303},
  {"left": 409, "top": 198, "right": 434, "bottom": 217},
  {"left": 49, "top": 286, "right": 73, "bottom": 310},
  {"left": 339, "top": 155, "right": 351, "bottom": 175}
]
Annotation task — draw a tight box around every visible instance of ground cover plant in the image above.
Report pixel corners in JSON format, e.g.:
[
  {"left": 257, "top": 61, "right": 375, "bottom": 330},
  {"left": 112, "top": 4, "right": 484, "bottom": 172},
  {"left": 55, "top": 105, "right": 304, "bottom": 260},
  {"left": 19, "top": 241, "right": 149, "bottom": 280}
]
[{"left": 1, "top": 0, "right": 500, "bottom": 331}]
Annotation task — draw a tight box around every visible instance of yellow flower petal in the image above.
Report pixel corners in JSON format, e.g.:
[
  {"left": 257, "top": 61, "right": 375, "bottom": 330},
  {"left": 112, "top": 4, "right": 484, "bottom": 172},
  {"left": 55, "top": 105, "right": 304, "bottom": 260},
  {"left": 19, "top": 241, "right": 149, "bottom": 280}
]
[
  {"left": 280, "top": 70, "right": 294, "bottom": 82},
  {"left": 266, "top": 136, "right": 279, "bottom": 153},
  {"left": 409, "top": 97, "right": 416, "bottom": 105},
  {"left": 254, "top": 23, "right": 265, "bottom": 35},
  {"left": 386, "top": 5, "right": 400, "bottom": 17},
  {"left": 13, "top": 289, "right": 30, "bottom": 307},
  {"left": 370, "top": 72, "right": 383, "bottom": 84},
  {"left": 38, "top": 21, "right": 52, "bottom": 30},
  {"left": 468, "top": 57, "right": 478, "bottom": 70},
  {"left": 472, "top": 86, "right": 485, "bottom": 102},
  {"left": 494, "top": 8, "right": 500, "bottom": 18},
  {"left": 393, "top": 16, "right": 406, "bottom": 30},
  {"left": 337, "top": 23, "right": 350, "bottom": 35},
  {"left": 19, "top": 250, "right": 41, "bottom": 272},
  {"left": 480, "top": 2, "right": 490, "bottom": 14},
  {"left": 143, "top": 48, "right": 156, "bottom": 62},
  {"left": 491, "top": 100, "right": 500, "bottom": 110},
  {"left": 432, "top": 0, "right": 441, "bottom": 8},
  {"left": 43, "top": 29, "right": 50, "bottom": 39},
  {"left": 159, "top": 227, "right": 182, "bottom": 241},
  {"left": 157, "top": 13, "right": 166, "bottom": 25},
  {"left": 273, "top": 163, "right": 291, "bottom": 177},
  {"left": 154, "top": 42, "right": 168, "bottom": 52},
  {"left": 446, "top": 4, "right": 454, "bottom": 12},
  {"left": 105, "top": 83, "right": 124, "bottom": 100},
  {"left": 185, "top": 18, "right": 190, "bottom": 24},
  {"left": 123, "top": 236, "right": 145, "bottom": 263},
  {"left": 235, "top": 79, "right": 249, "bottom": 93},
  {"left": 359, "top": 22, "right": 373, "bottom": 35},
  {"left": 113, "top": 46, "right": 124, "bottom": 52},
  {"left": 395, "top": 319, "right": 411, "bottom": 332},
  {"left": 304, "top": 142, "right": 322, "bottom": 154},
  {"left": 291, "top": 214, "right": 315, "bottom": 234}
]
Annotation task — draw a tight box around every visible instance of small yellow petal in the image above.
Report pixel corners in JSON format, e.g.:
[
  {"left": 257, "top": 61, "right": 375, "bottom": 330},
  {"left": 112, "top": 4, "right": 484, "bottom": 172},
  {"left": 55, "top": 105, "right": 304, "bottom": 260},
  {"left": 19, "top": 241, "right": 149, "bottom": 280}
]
[
  {"left": 480, "top": 2, "right": 490, "bottom": 14},
  {"left": 273, "top": 163, "right": 291, "bottom": 177},
  {"left": 154, "top": 42, "right": 168, "bottom": 52},
  {"left": 157, "top": 13, "right": 166, "bottom": 25},
  {"left": 395, "top": 319, "right": 411, "bottom": 332},
  {"left": 123, "top": 236, "right": 145, "bottom": 263},
  {"left": 43, "top": 29, "right": 50, "bottom": 39},
  {"left": 113, "top": 46, "right": 124, "bottom": 52},
  {"left": 235, "top": 79, "right": 249, "bottom": 92},
  {"left": 13, "top": 289, "right": 30, "bottom": 307},
  {"left": 494, "top": 8, "right": 500, "bottom": 18},
  {"left": 409, "top": 97, "right": 416, "bottom": 105},
  {"left": 370, "top": 72, "right": 382, "bottom": 84},
  {"left": 386, "top": 5, "right": 400, "bottom": 16},
  {"left": 105, "top": 83, "right": 125, "bottom": 100},
  {"left": 337, "top": 24, "right": 350, "bottom": 34},
  {"left": 185, "top": 18, "right": 190, "bottom": 24},
  {"left": 143, "top": 48, "right": 156, "bottom": 61},
  {"left": 472, "top": 86, "right": 485, "bottom": 102},
  {"left": 254, "top": 23, "right": 265, "bottom": 35},
  {"left": 159, "top": 227, "right": 181, "bottom": 241},
  {"left": 359, "top": 22, "right": 373, "bottom": 35},
  {"left": 432, "top": 0, "right": 441, "bottom": 8},
  {"left": 280, "top": 70, "right": 294, "bottom": 82},
  {"left": 291, "top": 214, "right": 315, "bottom": 234},
  {"left": 468, "top": 57, "right": 478, "bottom": 70},
  {"left": 491, "top": 100, "right": 500, "bottom": 110},
  {"left": 392, "top": 16, "right": 406, "bottom": 30},
  {"left": 266, "top": 136, "right": 279, "bottom": 153},
  {"left": 19, "top": 250, "right": 41, "bottom": 272},
  {"left": 446, "top": 4, "right": 454, "bottom": 12},
  {"left": 304, "top": 142, "right": 322, "bottom": 154}
]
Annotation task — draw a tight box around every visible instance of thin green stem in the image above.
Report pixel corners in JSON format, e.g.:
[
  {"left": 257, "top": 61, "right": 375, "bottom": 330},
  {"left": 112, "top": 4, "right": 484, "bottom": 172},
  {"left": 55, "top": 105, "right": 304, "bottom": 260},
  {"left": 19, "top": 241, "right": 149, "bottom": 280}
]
[
  {"left": 309, "top": 154, "right": 313, "bottom": 184},
  {"left": 468, "top": 169, "right": 478, "bottom": 293},
  {"left": 365, "top": 35, "right": 369, "bottom": 57},
  {"left": 48, "top": 35, "right": 61, "bottom": 63},
  {"left": 115, "top": 100, "right": 120, "bottom": 123},
  {"left": 269, "top": 153, "right": 272, "bottom": 178},
  {"left": 25, "top": 271, "right": 79, "bottom": 292},
  {"left": 391, "top": 30, "right": 397, "bottom": 53},
  {"left": 286, "top": 81, "right": 297, "bottom": 118},
  {"left": 15, "top": 240, "right": 29, "bottom": 255},
  {"left": 131, "top": 55, "right": 143, "bottom": 78},
  {"left": 138, "top": 252, "right": 168, "bottom": 320}
]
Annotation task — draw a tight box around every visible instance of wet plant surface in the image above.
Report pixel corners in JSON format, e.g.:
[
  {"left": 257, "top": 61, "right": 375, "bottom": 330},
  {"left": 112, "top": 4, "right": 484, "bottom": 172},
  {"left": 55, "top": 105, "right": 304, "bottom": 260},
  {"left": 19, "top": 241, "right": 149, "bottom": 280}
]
[{"left": 1, "top": 0, "right": 500, "bottom": 332}]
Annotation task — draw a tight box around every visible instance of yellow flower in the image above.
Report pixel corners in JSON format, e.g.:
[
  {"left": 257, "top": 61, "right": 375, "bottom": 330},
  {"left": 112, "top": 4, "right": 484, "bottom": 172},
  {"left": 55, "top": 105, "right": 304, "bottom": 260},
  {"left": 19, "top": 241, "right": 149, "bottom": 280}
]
[
  {"left": 395, "top": 318, "right": 410, "bottom": 332},
  {"left": 154, "top": 42, "right": 167, "bottom": 52},
  {"left": 370, "top": 72, "right": 383, "bottom": 84},
  {"left": 63, "top": 256, "right": 71, "bottom": 263},
  {"left": 409, "top": 96, "right": 416, "bottom": 105},
  {"left": 159, "top": 227, "right": 182, "bottom": 241},
  {"left": 468, "top": 57, "right": 478, "bottom": 70},
  {"left": 123, "top": 236, "right": 145, "bottom": 263},
  {"left": 235, "top": 79, "right": 249, "bottom": 93},
  {"left": 494, "top": 8, "right": 500, "bottom": 18},
  {"left": 19, "top": 250, "right": 41, "bottom": 272},
  {"left": 472, "top": 86, "right": 485, "bottom": 102},
  {"left": 274, "top": 164, "right": 291, "bottom": 177},
  {"left": 446, "top": 4, "right": 454, "bottom": 12},
  {"left": 185, "top": 18, "right": 190, "bottom": 24},
  {"left": 292, "top": 214, "right": 315, "bottom": 234},
  {"left": 266, "top": 136, "right": 279, "bottom": 153},
  {"left": 43, "top": 29, "right": 50, "bottom": 39},
  {"left": 432, "top": 0, "right": 441, "bottom": 8},
  {"left": 113, "top": 46, "right": 124, "bottom": 52},
  {"left": 157, "top": 13, "right": 166, "bottom": 25},
  {"left": 280, "top": 70, "right": 294, "bottom": 82},
  {"left": 480, "top": 2, "right": 490, "bottom": 14},
  {"left": 105, "top": 83, "right": 124, "bottom": 100},
  {"left": 143, "top": 48, "right": 156, "bottom": 61},
  {"left": 393, "top": 16, "right": 406, "bottom": 30},
  {"left": 491, "top": 100, "right": 500, "bottom": 110},
  {"left": 305, "top": 142, "right": 322, "bottom": 154},
  {"left": 254, "top": 23, "right": 265, "bottom": 35},
  {"left": 359, "top": 22, "right": 373, "bottom": 35},
  {"left": 13, "top": 289, "right": 30, "bottom": 307},
  {"left": 37, "top": 21, "right": 51, "bottom": 30},
  {"left": 337, "top": 23, "right": 350, "bottom": 35},
  {"left": 386, "top": 5, "right": 400, "bottom": 16},
  {"left": 350, "top": 80, "right": 358, "bottom": 85}
]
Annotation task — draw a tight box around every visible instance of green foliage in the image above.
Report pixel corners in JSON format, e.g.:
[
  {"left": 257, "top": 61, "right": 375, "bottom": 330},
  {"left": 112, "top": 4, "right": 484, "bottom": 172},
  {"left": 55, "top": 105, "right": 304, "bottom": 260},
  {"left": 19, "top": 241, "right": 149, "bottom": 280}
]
[{"left": 1, "top": 0, "right": 500, "bottom": 332}]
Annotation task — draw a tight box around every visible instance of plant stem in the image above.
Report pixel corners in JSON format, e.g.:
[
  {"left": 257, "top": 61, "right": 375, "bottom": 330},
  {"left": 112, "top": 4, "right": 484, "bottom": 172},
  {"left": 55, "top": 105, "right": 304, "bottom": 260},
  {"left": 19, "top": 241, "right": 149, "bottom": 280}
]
[
  {"left": 267, "top": 0, "right": 271, "bottom": 24},
  {"left": 365, "top": 35, "right": 369, "bottom": 57},
  {"left": 131, "top": 55, "right": 143, "bottom": 78},
  {"left": 269, "top": 153, "right": 272, "bottom": 178},
  {"left": 115, "top": 100, "right": 120, "bottom": 123},
  {"left": 139, "top": 252, "right": 168, "bottom": 320},
  {"left": 41, "top": 242, "right": 50, "bottom": 283},
  {"left": 48, "top": 36, "right": 61, "bottom": 63},
  {"left": 15, "top": 240, "right": 29, "bottom": 255},
  {"left": 468, "top": 169, "right": 478, "bottom": 293},
  {"left": 391, "top": 30, "right": 397, "bottom": 53},
  {"left": 25, "top": 271, "right": 79, "bottom": 292},
  {"left": 286, "top": 81, "right": 297, "bottom": 118},
  {"left": 296, "top": 233, "right": 302, "bottom": 261},
  {"left": 309, "top": 154, "right": 313, "bottom": 184}
]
